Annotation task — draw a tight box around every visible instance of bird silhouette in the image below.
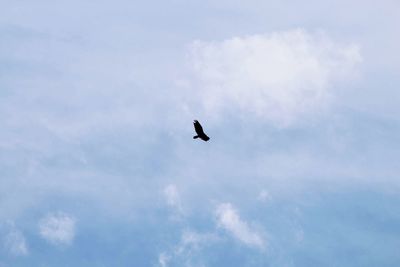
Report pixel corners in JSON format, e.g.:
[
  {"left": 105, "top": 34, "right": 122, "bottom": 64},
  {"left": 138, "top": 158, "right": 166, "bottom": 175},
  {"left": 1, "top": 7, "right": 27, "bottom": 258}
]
[{"left": 193, "top": 120, "right": 210, "bottom": 141}]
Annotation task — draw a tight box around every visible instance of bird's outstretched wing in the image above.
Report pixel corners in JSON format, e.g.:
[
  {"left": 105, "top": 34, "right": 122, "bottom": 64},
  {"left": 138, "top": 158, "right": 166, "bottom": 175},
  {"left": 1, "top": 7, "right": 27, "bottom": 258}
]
[{"left": 193, "top": 120, "right": 204, "bottom": 135}]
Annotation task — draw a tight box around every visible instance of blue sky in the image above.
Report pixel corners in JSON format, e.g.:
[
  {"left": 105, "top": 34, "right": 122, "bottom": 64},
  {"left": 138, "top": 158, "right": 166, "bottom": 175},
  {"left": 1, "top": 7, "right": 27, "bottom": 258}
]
[{"left": 1, "top": 1, "right": 400, "bottom": 266}]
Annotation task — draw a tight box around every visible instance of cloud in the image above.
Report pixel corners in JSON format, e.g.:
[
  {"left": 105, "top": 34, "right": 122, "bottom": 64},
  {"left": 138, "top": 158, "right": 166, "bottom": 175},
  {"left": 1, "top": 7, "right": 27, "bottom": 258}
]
[
  {"left": 3, "top": 225, "right": 28, "bottom": 256},
  {"left": 163, "top": 184, "right": 183, "bottom": 215},
  {"left": 158, "top": 252, "right": 170, "bottom": 267},
  {"left": 38, "top": 212, "right": 76, "bottom": 246},
  {"left": 258, "top": 189, "right": 271, "bottom": 203},
  {"left": 186, "top": 29, "right": 361, "bottom": 126},
  {"left": 175, "top": 230, "right": 218, "bottom": 255},
  {"left": 158, "top": 230, "right": 218, "bottom": 267},
  {"left": 215, "top": 203, "right": 265, "bottom": 249}
]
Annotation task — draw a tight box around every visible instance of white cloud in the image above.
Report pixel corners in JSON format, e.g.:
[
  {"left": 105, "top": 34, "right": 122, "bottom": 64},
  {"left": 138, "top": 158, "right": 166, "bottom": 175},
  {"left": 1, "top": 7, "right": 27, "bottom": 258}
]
[
  {"left": 158, "top": 230, "right": 217, "bottom": 267},
  {"left": 39, "top": 212, "right": 76, "bottom": 246},
  {"left": 163, "top": 184, "right": 183, "bottom": 214},
  {"left": 158, "top": 252, "right": 170, "bottom": 267},
  {"left": 176, "top": 230, "right": 218, "bottom": 255},
  {"left": 187, "top": 29, "right": 361, "bottom": 126},
  {"left": 258, "top": 189, "right": 271, "bottom": 203},
  {"left": 3, "top": 227, "right": 28, "bottom": 256},
  {"left": 215, "top": 203, "right": 265, "bottom": 249}
]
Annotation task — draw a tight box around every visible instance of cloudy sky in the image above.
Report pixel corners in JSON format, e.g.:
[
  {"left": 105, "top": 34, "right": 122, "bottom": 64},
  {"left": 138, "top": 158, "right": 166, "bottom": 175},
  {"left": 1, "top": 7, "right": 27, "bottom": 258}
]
[{"left": 1, "top": 1, "right": 400, "bottom": 266}]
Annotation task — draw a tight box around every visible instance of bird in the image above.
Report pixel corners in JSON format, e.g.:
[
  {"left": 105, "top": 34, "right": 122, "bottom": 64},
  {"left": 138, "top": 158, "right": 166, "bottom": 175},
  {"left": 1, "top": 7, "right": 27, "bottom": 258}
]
[{"left": 193, "top": 120, "right": 210, "bottom": 141}]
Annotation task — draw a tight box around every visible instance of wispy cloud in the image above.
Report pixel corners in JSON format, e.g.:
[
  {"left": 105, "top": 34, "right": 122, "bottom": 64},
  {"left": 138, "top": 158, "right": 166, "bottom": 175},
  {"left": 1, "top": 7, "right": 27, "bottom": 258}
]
[
  {"left": 158, "top": 229, "right": 218, "bottom": 267},
  {"left": 38, "top": 212, "right": 76, "bottom": 246},
  {"left": 186, "top": 29, "right": 361, "bottom": 126},
  {"left": 158, "top": 252, "right": 170, "bottom": 267},
  {"left": 3, "top": 224, "right": 28, "bottom": 256},
  {"left": 258, "top": 189, "right": 271, "bottom": 203},
  {"left": 215, "top": 203, "right": 265, "bottom": 249},
  {"left": 163, "top": 184, "right": 184, "bottom": 217},
  {"left": 176, "top": 230, "right": 218, "bottom": 255}
]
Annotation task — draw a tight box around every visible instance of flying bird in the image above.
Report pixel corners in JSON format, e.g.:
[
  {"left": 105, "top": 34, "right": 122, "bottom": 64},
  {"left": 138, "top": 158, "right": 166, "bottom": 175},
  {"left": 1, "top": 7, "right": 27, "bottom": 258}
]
[{"left": 193, "top": 120, "right": 210, "bottom": 141}]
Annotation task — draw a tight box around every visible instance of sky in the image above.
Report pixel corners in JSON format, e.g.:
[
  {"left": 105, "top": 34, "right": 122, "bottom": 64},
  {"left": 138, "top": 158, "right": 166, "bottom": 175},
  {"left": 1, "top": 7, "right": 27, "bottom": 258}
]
[{"left": 1, "top": 0, "right": 400, "bottom": 266}]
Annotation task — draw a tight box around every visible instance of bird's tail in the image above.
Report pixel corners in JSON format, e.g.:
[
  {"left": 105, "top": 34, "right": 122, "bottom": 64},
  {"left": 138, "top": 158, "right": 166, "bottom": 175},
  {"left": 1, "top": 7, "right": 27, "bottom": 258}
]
[{"left": 193, "top": 136, "right": 199, "bottom": 139}]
